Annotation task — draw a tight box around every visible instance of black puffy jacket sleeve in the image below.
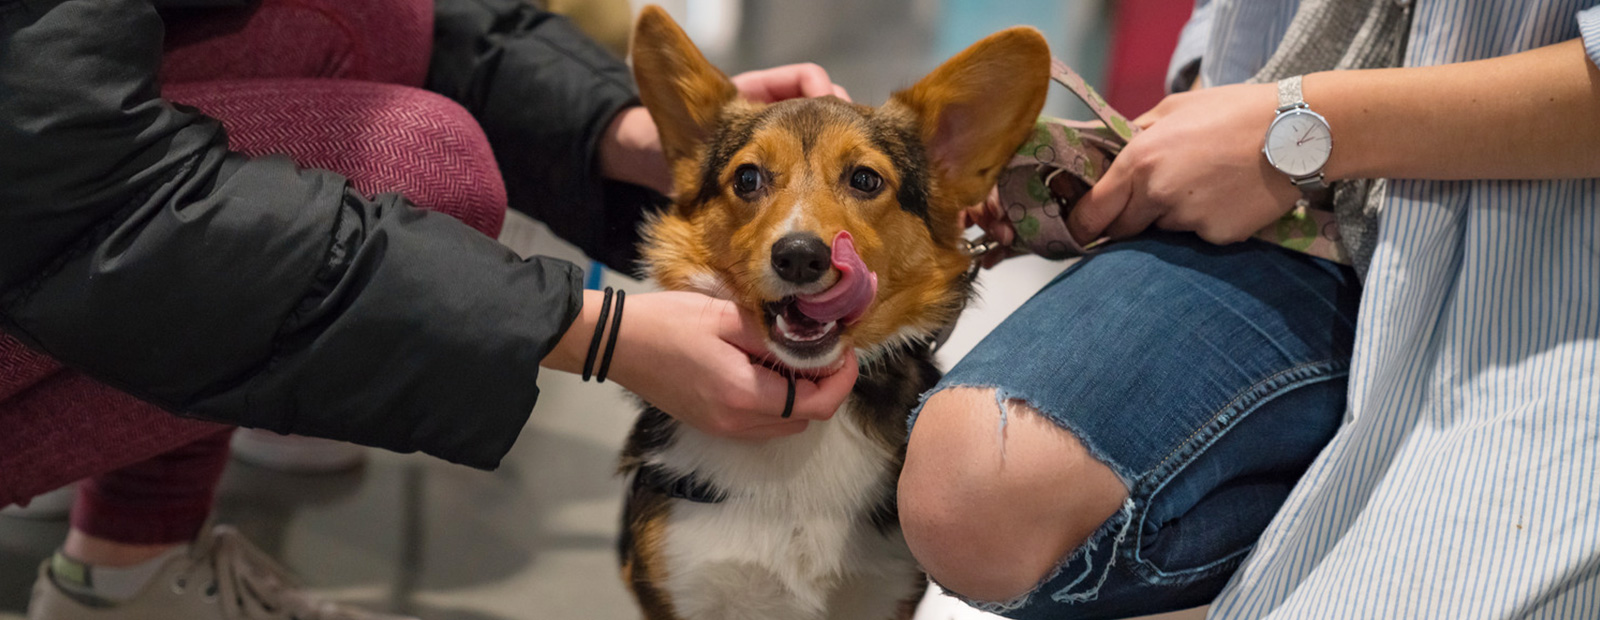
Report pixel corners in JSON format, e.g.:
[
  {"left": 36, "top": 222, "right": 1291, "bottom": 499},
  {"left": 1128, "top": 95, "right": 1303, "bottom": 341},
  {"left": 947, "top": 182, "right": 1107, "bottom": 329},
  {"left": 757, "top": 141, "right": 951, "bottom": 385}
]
[
  {"left": 429, "top": 0, "right": 662, "bottom": 273},
  {"left": 0, "top": 0, "right": 582, "bottom": 470}
]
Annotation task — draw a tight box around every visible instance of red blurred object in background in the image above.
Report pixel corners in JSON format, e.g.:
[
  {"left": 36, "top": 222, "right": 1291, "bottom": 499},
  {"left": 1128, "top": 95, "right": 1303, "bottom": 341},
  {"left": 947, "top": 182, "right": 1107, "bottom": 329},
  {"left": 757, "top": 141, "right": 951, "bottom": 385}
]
[{"left": 1105, "top": 0, "right": 1195, "bottom": 119}]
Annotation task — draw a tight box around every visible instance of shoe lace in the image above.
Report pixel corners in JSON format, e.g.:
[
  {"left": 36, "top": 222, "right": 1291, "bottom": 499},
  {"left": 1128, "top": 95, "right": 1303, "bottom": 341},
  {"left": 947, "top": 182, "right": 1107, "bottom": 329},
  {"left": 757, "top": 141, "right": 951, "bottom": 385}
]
[{"left": 172, "top": 526, "right": 369, "bottom": 620}]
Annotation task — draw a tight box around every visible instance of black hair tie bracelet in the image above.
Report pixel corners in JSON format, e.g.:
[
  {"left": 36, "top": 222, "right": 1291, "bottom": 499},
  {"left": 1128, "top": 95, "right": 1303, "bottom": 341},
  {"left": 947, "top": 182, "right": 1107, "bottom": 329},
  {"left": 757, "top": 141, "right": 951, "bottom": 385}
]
[
  {"left": 581, "top": 287, "right": 614, "bottom": 382},
  {"left": 595, "top": 289, "right": 625, "bottom": 383}
]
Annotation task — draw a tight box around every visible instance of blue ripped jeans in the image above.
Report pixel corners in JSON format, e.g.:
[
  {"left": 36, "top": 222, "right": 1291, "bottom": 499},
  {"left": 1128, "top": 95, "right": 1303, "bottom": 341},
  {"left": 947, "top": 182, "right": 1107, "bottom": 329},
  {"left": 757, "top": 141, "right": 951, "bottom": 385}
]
[{"left": 912, "top": 232, "right": 1361, "bottom": 619}]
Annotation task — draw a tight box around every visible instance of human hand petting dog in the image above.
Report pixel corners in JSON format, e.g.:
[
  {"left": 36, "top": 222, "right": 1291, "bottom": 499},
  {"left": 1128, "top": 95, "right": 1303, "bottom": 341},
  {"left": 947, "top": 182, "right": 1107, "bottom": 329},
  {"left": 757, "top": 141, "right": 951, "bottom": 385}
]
[
  {"left": 729, "top": 63, "right": 852, "bottom": 103},
  {"left": 600, "top": 63, "right": 848, "bottom": 194},
  {"left": 543, "top": 290, "right": 859, "bottom": 441}
]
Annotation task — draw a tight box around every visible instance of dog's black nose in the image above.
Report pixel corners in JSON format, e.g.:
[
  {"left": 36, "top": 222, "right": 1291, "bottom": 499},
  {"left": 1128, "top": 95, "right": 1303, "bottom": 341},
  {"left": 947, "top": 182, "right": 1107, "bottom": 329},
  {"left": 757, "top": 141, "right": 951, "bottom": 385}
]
[{"left": 770, "top": 233, "right": 831, "bottom": 284}]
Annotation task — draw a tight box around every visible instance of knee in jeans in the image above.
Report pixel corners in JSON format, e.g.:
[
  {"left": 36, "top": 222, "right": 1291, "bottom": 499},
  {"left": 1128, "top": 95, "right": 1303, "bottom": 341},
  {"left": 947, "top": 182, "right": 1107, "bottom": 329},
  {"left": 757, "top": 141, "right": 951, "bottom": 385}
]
[{"left": 900, "top": 388, "right": 1128, "bottom": 603}]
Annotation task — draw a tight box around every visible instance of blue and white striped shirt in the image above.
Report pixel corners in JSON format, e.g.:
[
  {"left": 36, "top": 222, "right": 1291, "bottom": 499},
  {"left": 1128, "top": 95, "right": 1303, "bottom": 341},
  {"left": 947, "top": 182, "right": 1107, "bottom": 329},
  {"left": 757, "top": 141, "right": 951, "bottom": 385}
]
[{"left": 1170, "top": 1, "right": 1600, "bottom": 618}]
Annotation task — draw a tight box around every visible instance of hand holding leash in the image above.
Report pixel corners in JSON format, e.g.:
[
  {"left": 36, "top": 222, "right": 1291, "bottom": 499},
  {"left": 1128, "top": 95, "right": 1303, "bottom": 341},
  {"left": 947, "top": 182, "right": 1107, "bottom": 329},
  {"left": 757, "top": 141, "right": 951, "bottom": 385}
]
[
  {"left": 995, "top": 59, "right": 1344, "bottom": 260},
  {"left": 1068, "top": 83, "right": 1303, "bottom": 245},
  {"left": 960, "top": 188, "right": 1019, "bottom": 269}
]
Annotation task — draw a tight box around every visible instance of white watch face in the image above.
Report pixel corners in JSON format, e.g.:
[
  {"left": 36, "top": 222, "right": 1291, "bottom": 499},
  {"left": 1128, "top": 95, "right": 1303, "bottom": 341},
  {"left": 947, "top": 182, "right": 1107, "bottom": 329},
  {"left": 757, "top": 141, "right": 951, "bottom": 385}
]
[{"left": 1265, "top": 109, "right": 1332, "bottom": 178}]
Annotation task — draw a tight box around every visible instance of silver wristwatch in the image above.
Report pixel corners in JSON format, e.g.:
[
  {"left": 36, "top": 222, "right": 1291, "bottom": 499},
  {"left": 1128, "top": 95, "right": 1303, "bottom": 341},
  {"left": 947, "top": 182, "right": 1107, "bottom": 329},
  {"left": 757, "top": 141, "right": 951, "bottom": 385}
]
[{"left": 1262, "top": 76, "right": 1333, "bottom": 200}]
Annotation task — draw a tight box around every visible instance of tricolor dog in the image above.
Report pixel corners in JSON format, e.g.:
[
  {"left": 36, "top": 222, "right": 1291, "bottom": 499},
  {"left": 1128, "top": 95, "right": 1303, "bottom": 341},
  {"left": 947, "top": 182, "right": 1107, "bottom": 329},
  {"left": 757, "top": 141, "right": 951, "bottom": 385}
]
[{"left": 619, "top": 7, "right": 1050, "bottom": 619}]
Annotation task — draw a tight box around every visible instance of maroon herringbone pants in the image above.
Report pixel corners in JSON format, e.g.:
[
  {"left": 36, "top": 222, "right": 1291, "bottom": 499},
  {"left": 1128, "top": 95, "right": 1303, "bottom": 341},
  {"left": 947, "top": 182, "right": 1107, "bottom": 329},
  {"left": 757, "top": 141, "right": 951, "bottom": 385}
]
[{"left": 0, "top": 0, "right": 508, "bottom": 544}]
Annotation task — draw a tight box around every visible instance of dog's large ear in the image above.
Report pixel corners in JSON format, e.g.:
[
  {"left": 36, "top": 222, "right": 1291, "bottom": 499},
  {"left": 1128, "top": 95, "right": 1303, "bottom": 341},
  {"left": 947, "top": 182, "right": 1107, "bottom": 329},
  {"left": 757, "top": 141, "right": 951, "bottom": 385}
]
[
  {"left": 631, "top": 6, "right": 739, "bottom": 165},
  {"left": 888, "top": 27, "right": 1051, "bottom": 209}
]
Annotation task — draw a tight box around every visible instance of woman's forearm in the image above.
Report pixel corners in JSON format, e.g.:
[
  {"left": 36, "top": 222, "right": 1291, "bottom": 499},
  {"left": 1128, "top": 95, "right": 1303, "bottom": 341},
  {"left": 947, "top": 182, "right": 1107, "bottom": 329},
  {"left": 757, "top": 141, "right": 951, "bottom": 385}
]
[{"left": 1312, "top": 39, "right": 1600, "bottom": 182}]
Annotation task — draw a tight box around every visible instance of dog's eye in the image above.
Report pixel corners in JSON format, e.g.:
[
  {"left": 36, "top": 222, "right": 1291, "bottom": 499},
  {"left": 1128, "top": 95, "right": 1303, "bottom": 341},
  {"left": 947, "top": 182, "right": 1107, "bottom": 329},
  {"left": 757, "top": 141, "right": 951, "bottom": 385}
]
[
  {"left": 849, "top": 167, "right": 884, "bottom": 195},
  {"left": 733, "top": 164, "right": 764, "bottom": 197}
]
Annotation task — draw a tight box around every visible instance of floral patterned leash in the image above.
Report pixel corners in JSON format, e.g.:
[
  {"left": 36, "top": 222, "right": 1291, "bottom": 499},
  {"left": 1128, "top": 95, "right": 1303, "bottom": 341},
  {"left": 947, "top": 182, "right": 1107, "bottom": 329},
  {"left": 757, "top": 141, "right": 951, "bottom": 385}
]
[{"left": 974, "top": 58, "right": 1348, "bottom": 263}]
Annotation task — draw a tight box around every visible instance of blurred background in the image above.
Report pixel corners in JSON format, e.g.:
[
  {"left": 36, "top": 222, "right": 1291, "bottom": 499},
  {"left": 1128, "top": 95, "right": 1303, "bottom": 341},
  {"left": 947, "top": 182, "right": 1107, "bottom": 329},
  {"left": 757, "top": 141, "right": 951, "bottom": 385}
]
[{"left": 0, "top": 0, "right": 1198, "bottom": 618}]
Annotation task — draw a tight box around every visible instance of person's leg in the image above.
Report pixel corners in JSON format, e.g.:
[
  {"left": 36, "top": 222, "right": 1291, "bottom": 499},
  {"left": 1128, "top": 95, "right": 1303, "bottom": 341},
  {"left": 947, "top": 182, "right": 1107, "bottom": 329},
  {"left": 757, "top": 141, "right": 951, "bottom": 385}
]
[
  {"left": 0, "top": 335, "right": 74, "bottom": 518},
  {"left": 0, "top": 374, "right": 227, "bottom": 511},
  {"left": 0, "top": 333, "right": 62, "bottom": 405},
  {"left": 2, "top": 0, "right": 444, "bottom": 506},
  {"left": 152, "top": 0, "right": 438, "bottom": 476},
  {"left": 159, "top": 0, "right": 434, "bottom": 87},
  {"left": 22, "top": 80, "right": 505, "bottom": 619},
  {"left": 61, "top": 430, "right": 232, "bottom": 567},
  {"left": 33, "top": 431, "right": 233, "bottom": 610},
  {"left": 904, "top": 389, "right": 1129, "bottom": 603},
  {"left": 163, "top": 78, "right": 507, "bottom": 234},
  {"left": 899, "top": 232, "right": 1361, "bottom": 619}
]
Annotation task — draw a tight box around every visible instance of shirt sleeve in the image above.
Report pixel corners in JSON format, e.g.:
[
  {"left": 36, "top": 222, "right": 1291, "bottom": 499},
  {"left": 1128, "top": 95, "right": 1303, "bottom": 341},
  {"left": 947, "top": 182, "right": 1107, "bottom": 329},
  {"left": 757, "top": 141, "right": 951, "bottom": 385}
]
[
  {"left": 429, "top": 0, "right": 667, "bottom": 275},
  {"left": 0, "top": 0, "right": 583, "bottom": 470},
  {"left": 1167, "top": 0, "right": 1215, "bottom": 93},
  {"left": 1579, "top": 6, "right": 1600, "bottom": 70}
]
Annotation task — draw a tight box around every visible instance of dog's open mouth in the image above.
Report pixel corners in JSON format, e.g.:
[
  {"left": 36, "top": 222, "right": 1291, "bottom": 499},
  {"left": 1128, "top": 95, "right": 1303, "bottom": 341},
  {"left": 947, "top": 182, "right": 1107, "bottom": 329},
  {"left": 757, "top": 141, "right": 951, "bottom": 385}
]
[
  {"left": 764, "top": 298, "right": 843, "bottom": 358},
  {"left": 760, "top": 231, "right": 878, "bottom": 365}
]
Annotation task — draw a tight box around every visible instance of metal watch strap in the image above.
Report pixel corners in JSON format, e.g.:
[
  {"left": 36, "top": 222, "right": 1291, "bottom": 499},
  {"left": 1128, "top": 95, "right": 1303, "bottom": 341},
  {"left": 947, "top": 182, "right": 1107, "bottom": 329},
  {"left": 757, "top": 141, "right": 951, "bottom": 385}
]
[
  {"left": 1277, "top": 75, "right": 1305, "bottom": 112},
  {"left": 1293, "top": 179, "right": 1332, "bottom": 209},
  {"left": 1274, "top": 75, "right": 1330, "bottom": 194}
]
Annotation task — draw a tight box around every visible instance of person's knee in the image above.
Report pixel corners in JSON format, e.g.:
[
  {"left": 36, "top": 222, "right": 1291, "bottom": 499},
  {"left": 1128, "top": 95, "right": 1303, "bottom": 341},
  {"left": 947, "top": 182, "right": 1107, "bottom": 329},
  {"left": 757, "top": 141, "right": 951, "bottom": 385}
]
[
  {"left": 899, "top": 388, "right": 1129, "bottom": 603},
  {"left": 329, "top": 86, "right": 508, "bottom": 232}
]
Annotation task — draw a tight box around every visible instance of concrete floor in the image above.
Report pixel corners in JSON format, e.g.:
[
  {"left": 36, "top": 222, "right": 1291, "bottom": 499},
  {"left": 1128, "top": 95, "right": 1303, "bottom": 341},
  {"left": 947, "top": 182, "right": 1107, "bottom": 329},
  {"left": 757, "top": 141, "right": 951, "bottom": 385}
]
[{"left": 0, "top": 2, "right": 1207, "bottom": 618}]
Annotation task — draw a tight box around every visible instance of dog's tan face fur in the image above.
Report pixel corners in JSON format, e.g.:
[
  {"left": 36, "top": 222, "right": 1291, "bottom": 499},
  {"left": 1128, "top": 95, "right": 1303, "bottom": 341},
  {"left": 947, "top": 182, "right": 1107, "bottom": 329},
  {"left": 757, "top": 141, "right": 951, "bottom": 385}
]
[{"left": 632, "top": 6, "right": 1049, "bottom": 369}]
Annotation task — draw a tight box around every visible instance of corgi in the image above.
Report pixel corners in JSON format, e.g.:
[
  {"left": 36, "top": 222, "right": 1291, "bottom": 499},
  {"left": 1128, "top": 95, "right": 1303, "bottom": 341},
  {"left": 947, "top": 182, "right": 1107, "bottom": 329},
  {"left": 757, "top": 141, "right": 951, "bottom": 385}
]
[{"left": 618, "top": 7, "right": 1050, "bottom": 619}]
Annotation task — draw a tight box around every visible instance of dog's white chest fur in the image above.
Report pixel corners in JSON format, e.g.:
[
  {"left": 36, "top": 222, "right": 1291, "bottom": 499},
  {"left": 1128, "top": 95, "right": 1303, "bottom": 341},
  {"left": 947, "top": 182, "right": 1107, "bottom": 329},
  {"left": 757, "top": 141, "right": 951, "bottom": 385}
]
[{"left": 649, "top": 405, "right": 921, "bottom": 620}]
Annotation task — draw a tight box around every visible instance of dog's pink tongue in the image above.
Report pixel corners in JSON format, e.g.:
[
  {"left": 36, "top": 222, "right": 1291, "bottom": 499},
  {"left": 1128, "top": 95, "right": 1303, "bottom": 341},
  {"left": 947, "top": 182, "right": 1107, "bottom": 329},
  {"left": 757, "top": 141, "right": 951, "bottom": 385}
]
[{"left": 795, "top": 231, "right": 878, "bottom": 324}]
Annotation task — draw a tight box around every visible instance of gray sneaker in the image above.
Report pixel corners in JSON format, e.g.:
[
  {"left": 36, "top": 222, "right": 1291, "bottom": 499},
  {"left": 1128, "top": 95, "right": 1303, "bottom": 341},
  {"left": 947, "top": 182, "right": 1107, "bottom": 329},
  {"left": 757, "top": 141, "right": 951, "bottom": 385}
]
[{"left": 27, "top": 525, "right": 415, "bottom": 620}]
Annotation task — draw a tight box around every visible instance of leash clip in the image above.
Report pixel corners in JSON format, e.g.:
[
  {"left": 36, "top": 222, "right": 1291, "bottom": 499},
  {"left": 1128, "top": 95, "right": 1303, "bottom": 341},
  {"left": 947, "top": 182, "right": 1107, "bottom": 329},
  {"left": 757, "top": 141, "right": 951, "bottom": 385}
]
[
  {"left": 930, "top": 235, "right": 1000, "bottom": 356},
  {"left": 962, "top": 235, "right": 1003, "bottom": 258}
]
